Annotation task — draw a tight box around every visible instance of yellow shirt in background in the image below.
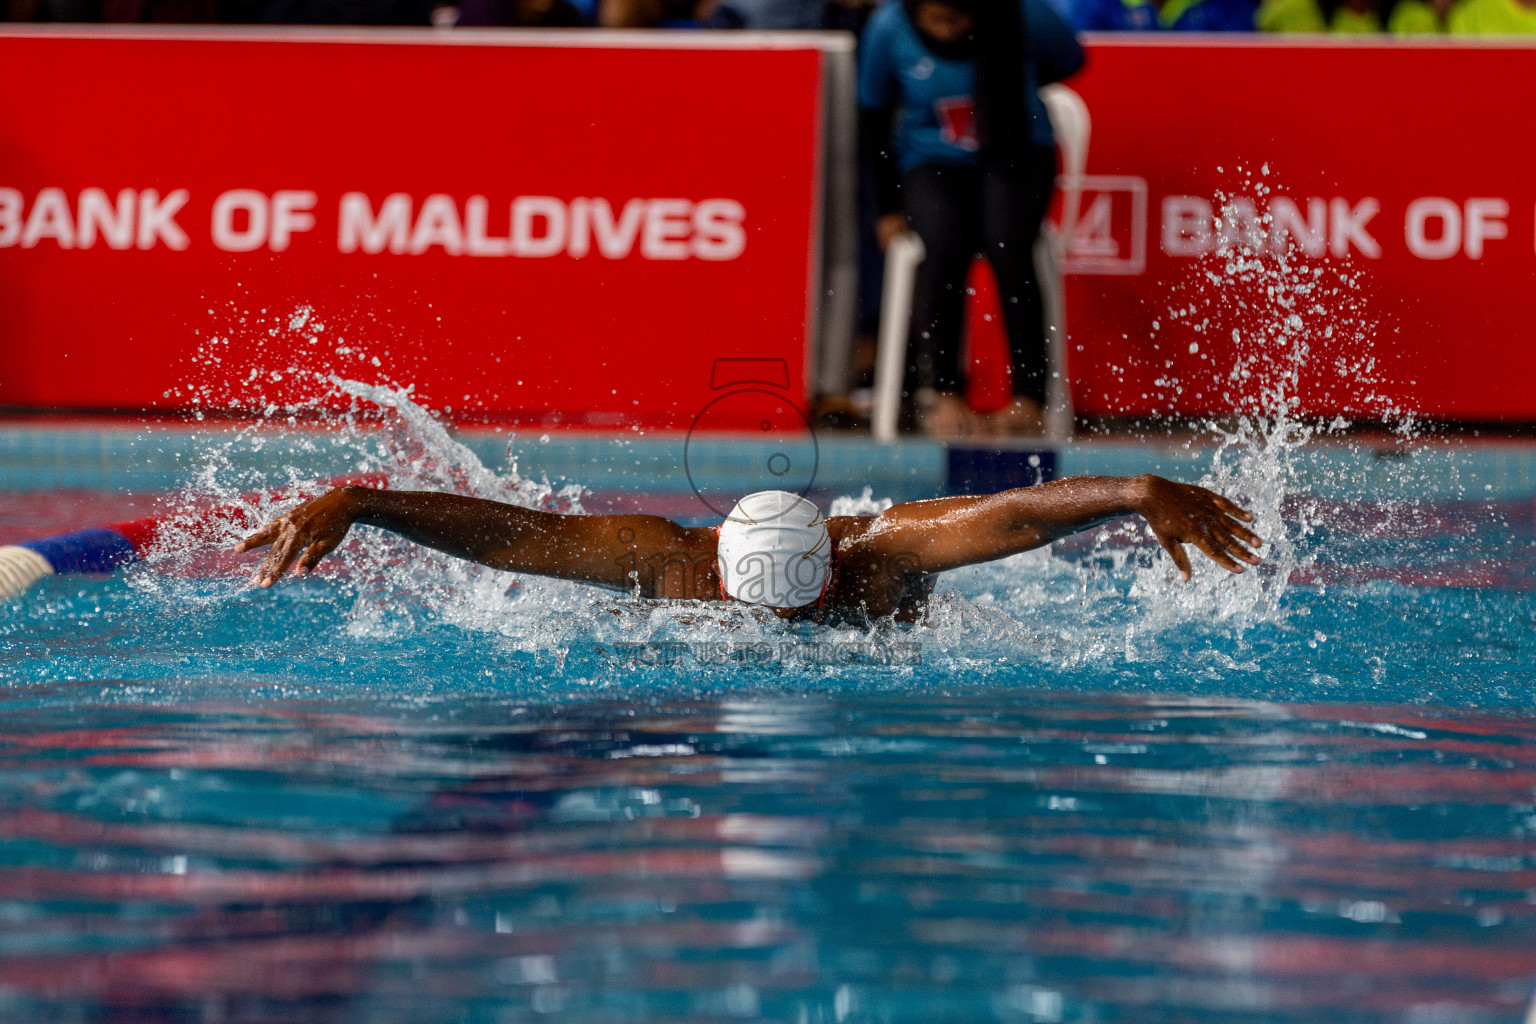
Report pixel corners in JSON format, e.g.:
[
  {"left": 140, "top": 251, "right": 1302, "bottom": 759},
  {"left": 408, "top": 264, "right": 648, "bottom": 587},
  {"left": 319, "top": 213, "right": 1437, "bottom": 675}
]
[
  {"left": 1256, "top": 0, "right": 1400, "bottom": 29},
  {"left": 1257, "top": 0, "right": 1327, "bottom": 30},
  {"left": 1389, "top": 0, "right": 1445, "bottom": 31},
  {"left": 1331, "top": 5, "right": 1383, "bottom": 28},
  {"left": 1449, "top": 0, "right": 1536, "bottom": 31}
]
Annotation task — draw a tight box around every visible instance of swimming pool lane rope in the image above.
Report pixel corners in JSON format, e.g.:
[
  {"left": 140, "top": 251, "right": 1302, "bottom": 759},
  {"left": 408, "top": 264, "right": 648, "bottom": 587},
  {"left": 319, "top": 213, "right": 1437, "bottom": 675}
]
[
  {"left": 0, "top": 474, "right": 387, "bottom": 600},
  {"left": 1, "top": 519, "right": 181, "bottom": 600}
]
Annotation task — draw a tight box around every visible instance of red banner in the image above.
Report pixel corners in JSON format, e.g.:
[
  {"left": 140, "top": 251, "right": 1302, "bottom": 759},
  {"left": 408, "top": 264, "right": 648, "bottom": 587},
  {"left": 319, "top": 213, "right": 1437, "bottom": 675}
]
[
  {"left": 0, "top": 28, "right": 831, "bottom": 428},
  {"left": 1062, "top": 38, "right": 1536, "bottom": 423}
]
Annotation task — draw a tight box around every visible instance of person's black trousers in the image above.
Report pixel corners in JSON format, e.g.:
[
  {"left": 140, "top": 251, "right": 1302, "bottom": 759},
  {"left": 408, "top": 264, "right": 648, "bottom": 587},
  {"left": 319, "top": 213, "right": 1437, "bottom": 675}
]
[{"left": 902, "top": 147, "right": 1057, "bottom": 405}]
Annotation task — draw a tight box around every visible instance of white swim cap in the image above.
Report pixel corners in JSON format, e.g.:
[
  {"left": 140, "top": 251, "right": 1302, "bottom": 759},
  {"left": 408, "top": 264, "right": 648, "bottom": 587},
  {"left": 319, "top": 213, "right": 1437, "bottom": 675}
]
[{"left": 717, "top": 490, "right": 831, "bottom": 608}]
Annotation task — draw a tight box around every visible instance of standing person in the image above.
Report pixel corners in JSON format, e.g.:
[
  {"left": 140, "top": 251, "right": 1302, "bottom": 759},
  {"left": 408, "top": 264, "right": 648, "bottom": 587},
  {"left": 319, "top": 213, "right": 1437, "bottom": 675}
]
[{"left": 859, "top": 0, "right": 1085, "bottom": 439}]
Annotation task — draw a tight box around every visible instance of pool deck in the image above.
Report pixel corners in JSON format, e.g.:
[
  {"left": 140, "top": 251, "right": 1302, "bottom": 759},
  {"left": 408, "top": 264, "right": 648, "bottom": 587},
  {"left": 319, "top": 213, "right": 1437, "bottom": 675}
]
[{"left": 1, "top": 421, "right": 1534, "bottom": 500}]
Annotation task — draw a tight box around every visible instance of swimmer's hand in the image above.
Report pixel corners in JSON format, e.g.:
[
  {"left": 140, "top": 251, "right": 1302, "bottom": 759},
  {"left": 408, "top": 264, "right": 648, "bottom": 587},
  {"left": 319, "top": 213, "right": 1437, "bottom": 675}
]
[
  {"left": 1132, "top": 475, "right": 1262, "bottom": 580},
  {"left": 235, "top": 486, "right": 362, "bottom": 587}
]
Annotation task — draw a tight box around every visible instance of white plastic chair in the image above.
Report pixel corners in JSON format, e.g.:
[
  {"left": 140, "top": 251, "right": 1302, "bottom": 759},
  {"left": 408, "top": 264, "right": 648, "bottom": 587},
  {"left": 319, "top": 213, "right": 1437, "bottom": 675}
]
[
  {"left": 872, "top": 231, "right": 926, "bottom": 443},
  {"left": 869, "top": 84, "right": 1091, "bottom": 443}
]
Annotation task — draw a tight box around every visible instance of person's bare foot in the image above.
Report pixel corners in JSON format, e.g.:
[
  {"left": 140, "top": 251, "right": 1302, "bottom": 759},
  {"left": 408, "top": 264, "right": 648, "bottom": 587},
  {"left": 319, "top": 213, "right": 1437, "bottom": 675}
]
[
  {"left": 983, "top": 397, "right": 1045, "bottom": 437},
  {"left": 916, "top": 390, "right": 976, "bottom": 440}
]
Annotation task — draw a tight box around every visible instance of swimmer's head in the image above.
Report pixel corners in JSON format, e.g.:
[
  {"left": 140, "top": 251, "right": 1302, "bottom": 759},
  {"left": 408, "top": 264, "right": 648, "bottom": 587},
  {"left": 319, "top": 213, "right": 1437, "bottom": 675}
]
[{"left": 717, "top": 490, "right": 831, "bottom": 611}]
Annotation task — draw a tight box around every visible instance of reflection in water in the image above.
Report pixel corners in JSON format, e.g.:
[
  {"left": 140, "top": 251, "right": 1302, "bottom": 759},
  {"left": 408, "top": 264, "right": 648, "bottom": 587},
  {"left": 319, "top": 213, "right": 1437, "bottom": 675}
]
[{"left": 1, "top": 689, "right": 1534, "bottom": 1023}]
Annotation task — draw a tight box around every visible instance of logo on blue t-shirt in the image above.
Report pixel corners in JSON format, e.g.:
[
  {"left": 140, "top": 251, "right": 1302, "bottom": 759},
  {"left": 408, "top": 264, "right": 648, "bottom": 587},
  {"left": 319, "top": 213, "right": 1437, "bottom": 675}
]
[{"left": 934, "top": 97, "right": 979, "bottom": 151}]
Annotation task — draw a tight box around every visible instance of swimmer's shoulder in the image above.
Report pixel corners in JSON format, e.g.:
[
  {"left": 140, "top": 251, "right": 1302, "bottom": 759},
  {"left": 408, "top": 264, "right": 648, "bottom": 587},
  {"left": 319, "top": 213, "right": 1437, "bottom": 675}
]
[{"left": 827, "top": 515, "right": 879, "bottom": 547}]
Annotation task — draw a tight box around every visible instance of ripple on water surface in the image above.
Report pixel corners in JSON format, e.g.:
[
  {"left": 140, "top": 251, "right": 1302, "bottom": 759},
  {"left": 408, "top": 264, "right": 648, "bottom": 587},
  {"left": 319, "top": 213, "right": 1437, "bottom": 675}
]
[{"left": 0, "top": 687, "right": 1534, "bottom": 1023}]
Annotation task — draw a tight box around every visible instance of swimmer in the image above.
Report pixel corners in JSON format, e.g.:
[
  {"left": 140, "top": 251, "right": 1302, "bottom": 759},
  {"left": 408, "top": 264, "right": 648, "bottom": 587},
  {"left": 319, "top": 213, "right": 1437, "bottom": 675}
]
[{"left": 235, "top": 476, "right": 1261, "bottom": 623}]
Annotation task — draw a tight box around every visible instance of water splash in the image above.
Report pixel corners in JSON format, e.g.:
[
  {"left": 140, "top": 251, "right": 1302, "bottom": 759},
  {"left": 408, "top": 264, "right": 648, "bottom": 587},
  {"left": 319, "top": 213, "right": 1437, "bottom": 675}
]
[
  {"left": 129, "top": 363, "right": 592, "bottom": 640},
  {"left": 1070, "top": 166, "right": 1422, "bottom": 639},
  {"left": 122, "top": 224, "right": 1428, "bottom": 686},
  {"left": 828, "top": 487, "right": 893, "bottom": 517},
  {"left": 127, "top": 367, "right": 1286, "bottom": 681}
]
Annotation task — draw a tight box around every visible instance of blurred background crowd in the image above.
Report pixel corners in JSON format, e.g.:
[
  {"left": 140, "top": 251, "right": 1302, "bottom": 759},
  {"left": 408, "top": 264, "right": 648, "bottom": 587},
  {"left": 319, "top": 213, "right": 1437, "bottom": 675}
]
[{"left": 6, "top": 0, "right": 1531, "bottom": 39}]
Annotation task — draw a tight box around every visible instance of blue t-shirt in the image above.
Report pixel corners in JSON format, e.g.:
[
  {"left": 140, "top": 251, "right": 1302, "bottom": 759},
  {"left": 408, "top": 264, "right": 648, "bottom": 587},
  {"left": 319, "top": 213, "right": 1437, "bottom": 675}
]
[
  {"left": 858, "top": 0, "right": 1085, "bottom": 174},
  {"left": 1068, "top": 0, "right": 1254, "bottom": 30}
]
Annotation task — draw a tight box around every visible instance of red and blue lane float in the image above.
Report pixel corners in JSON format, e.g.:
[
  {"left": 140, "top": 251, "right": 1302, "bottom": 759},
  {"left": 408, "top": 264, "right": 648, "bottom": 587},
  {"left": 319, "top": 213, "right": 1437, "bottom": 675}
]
[
  {"left": 0, "top": 475, "right": 385, "bottom": 600},
  {"left": 0, "top": 515, "right": 190, "bottom": 599},
  {"left": 0, "top": 512, "right": 247, "bottom": 600}
]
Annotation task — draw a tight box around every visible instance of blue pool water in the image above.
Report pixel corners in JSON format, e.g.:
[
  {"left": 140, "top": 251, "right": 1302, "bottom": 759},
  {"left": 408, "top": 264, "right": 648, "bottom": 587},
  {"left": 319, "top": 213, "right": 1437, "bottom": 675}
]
[{"left": 4, "top": 387, "right": 1536, "bottom": 1022}]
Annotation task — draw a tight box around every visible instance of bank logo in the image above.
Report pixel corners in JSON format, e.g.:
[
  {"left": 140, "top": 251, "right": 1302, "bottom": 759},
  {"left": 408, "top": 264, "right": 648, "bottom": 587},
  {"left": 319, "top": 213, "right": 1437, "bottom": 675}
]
[{"left": 1060, "top": 175, "right": 1148, "bottom": 276}]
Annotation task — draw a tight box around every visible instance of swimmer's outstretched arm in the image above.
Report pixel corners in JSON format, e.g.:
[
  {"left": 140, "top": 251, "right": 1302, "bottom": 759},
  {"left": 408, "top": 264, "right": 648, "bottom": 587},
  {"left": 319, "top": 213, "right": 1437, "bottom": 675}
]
[
  {"left": 856, "top": 474, "right": 1261, "bottom": 581},
  {"left": 235, "top": 485, "right": 709, "bottom": 594}
]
